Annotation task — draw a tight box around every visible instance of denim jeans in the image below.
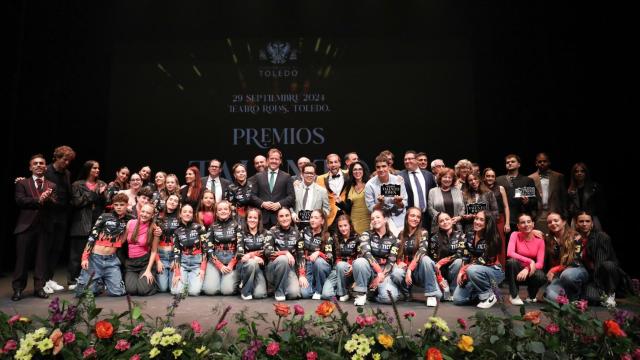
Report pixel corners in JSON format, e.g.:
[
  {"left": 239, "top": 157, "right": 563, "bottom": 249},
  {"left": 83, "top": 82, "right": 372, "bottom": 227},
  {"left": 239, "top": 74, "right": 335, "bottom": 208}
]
[
  {"left": 155, "top": 249, "right": 174, "bottom": 293},
  {"left": 300, "top": 257, "right": 332, "bottom": 298},
  {"left": 352, "top": 258, "right": 400, "bottom": 304},
  {"left": 265, "top": 255, "right": 301, "bottom": 299},
  {"left": 545, "top": 266, "right": 588, "bottom": 301},
  {"left": 238, "top": 259, "right": 267, "bottom": 298},
  {"left": 391, "top": 256, "right": 443, "bottom": 298},
  {"left": 171, "top": 254, "right": 203, "bottom": 296},
  {"left": 202, "top": 262, "right": 239, "bottom": 295},
  {"left": 75, "top": 253, "right": 125, "bottom": 297},
  {"left": 453, "top": 264, "right": 505, "bottom": 305},
  {"left": 322, "top": 261, "right": 353, "bottom": 299}
]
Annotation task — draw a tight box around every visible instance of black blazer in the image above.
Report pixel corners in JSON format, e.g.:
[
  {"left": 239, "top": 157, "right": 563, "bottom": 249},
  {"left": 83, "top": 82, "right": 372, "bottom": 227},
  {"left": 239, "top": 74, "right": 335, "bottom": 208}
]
[
  {"left": 14, "top": 177, "right": 57, "bottom": 234},
  {"left": 201, "top": 176, "right": 232, "bottom": 198},
  {"left": 399, "top": 169, "right": 437, "bottom": 210},
  {"left": 250, "top": 169, "right": 295, "bottom": 225}
]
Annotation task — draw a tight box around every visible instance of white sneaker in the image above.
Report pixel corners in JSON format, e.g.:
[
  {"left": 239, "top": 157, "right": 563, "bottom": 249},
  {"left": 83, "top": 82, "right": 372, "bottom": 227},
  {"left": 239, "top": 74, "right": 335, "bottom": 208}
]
[
  {"left": 67, "top": 284, "right": 77, "bottom": 291},
  {"left": 354, "top": 294, "right": 367, "bottom": 306},
  {"left": 46, "top": 280, "right": 64, "bottom": 291},
  {"left": 478, "top": 295, "right": 498, "bottom": 309},
  {"left": 602, "top": 294, "right": 616, "bottom": 308},
  {"left": 241, "top": 294, "right": 253, "bottom": 300},
  {"left": 510, "top": 296, "right": 524, "bottom": 305},
  {"left": 312, "top": 293, "right": 322, "bottom": 300},
  {"left": 441, "top": 290, "right": 453, "bottom": 302},
  {"left": 339, "top": 294, "right": 350, "bottom": 302},
  {"left": 43, "top": 285, "right": 54, "bottom": 294},
  {"left": 275, "top": 295, "right": 286, "bottom": 302},
  {"left": 525, "top": 297, "right": 537, "bottom": 303},
  {"left": 426, "top": 296, "right": 437, "bottom": 307}
]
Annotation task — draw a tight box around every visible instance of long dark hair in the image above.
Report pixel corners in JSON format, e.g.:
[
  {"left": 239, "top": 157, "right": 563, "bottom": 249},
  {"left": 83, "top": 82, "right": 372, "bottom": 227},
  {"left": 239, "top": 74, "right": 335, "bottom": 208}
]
[
  {"left": 77, "top": 160, "right": 100, "bottom": 181},
  {"left": 343, "top": 161, "right": 370, "bottom": 196},
  {"left": 398, "top": 207, "right": 425, "bottom": 261},
  {"left": 476, "top": 210, "right": 500, "bottom": 261},
  {"left": 242, "top": 207, "right": 264, "bottom": 234}
]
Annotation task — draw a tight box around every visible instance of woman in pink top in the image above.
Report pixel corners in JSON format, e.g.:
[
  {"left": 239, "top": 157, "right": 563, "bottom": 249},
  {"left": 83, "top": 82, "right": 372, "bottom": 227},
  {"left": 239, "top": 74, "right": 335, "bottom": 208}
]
[
  {"left": 505, "top": 213, "right": 546, "bottom": 305},
  {"left": 123, "top": 203, "right": 162, "bottom": 296},
  {"left": 196, "top": 190, "right": 216, "bottom": 229}
]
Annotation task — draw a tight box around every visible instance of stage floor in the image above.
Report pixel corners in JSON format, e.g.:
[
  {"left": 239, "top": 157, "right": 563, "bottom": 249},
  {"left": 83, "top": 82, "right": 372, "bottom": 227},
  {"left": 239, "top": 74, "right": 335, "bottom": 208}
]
[{"left": 0, "top": 269, "right": 618, "bottom": 331}]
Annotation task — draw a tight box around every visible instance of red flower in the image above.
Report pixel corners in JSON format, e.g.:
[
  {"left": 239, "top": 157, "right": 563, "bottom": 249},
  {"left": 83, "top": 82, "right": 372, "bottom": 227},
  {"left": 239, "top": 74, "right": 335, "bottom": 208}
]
[
  {"left": 216, "top": 320, "right": 228, "bottom": 331},
  {"left": 426, "top": 347, "right": 443, "bottom": 360},
  {"left": 457, "top": 318, "right": 468, "bottom": 330},
  {"left": 132, "top": 323, "right": 144, "bottom": 336},
  {"left": 633, "top": 348, "right": 640, "bottom": 360},
  {"left": 545, "top": 323, "right": 560, "bottom": 334},
  {"left": 115, "top": 339, "right": 130, "bottom": 351},
  {"left": 523, "top": 311, "right": 542, "bottom": 325},
  {"left": 95, "top": 320, "right": 114, "bottom": 339},
  {"left": 3, "top": 340, "right": 17, "bottom": 353},
  {"left": 574, "top": 299, "right": 588, "bottom": 313},
  {"left": 83, "top": 347, "right": 97, "bottom": 359},
  {"left": 191, "top": 320, "right": 202, "bottom": 334},
  {"left": 274, "top": 303, "right": 291, "bottom": 317},
  {"left": 604, "top": 320, "right": 627, "bottom": 337},
  {"left": 266, "top": 342, "right": 280, "bottom": 356},
  {"left": 621, "top": 354, "right": 633, "bottom": 360},
  {"left": 294, "top": 304, "right": 305, "bottom": 316},
  {"left": 63, "top": 332, "right": 75, "bottom": 344},
  {"left": 403, "top": 311, "right": 416, "bottom": 319},
  {"left": 306, "top": 351, "right": 318, "bottom": 360},
  {"left": 8, "top": 315, "right": 20, "bottom": 325},
  {"left": 315, "top": 301, "right": 336, "bottom": 318},
  {"left": 130, "top": 355, "right": 141, "bottom": 360}
]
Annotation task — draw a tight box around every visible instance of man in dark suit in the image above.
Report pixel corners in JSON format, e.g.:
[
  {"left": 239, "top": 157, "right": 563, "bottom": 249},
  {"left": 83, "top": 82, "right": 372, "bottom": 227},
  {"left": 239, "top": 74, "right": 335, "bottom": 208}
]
[
  {"left": 399, "top": 150, "right": 437, "bottom": 228},
  {"left": 251, "top": 148, "right": 295, "bottom": 228},
  {"left": 202, "top": 159, "right": 232, "bottom": 203},
  {"left": 12, "top": 154, "right": 57, "bottom": 300},
  {"left": 528, "top": 152, "right": 567, "bottom": 232}
]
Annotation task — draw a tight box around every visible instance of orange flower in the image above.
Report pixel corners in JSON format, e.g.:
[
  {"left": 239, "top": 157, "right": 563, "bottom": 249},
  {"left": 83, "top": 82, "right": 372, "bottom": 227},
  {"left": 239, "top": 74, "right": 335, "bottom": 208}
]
[
  {"left": 274, "top": 303, "right": 291, "bottom": 317},
  {"left": 426, "top": 347, "right": 443, "bottom": 360},
  {"left": 604, "top": 320, "right": 627, "bottom": 337},
  {"left": 95, "top": 320, "right": 114, "bottom": 339},
  {"left": 50, "top": 329, "right": 64, "bottom": 355},
  {"left": 315, "top": 301, "right": 336, "bottom": 318},
  {"left": 522, "top": 311, "right": 541, "bottom": 325}
]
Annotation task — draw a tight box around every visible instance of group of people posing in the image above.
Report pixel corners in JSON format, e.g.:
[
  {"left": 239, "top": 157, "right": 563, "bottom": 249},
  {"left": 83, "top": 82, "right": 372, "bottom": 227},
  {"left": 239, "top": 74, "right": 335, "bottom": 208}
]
[{"left": 12, "top": 146, "right": 633, "bottom": 310}]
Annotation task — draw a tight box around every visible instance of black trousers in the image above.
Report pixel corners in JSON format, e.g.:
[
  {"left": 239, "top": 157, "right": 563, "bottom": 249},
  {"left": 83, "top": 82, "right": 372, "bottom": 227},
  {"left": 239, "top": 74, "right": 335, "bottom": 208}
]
[
  {"left": 46, "top": 215, "right": 69, "bottom": 280},
  {"left": 584, "top": 261, "right": 621, "bottom": 304},
  {"left": 505, "top": 258, "right": 547, "bottom": 298},
  {"left": 12, "top": 224, "right": 50, "bottom": 291},
  {"left": 125, "top": 253, "right": 158, "bottom": 296},
  {"left": 68, "top": 235, "right": 88, "bottom": 284}
]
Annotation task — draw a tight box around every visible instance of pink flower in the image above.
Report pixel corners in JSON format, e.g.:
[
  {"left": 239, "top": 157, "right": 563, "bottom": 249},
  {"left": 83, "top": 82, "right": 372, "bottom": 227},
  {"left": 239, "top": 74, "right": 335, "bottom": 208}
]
[
  {"left": 557, "top": 294, "right": 569, "bottom": 305},
  {"left": 83, "top": 347, "right": 97, "bottom": 359},
  {"left": 266, "top": 342, "right": 280, "bottom": 356},
  {"left": 294, "top": 304, "right": 305, "bottom": 316},
  {"left": 621, "top": 354, "right": 633, "bottom": 360},
  {"left": 3, "top": 340, "right": 17, "bottom": 352},
  {"left": 130, "top": 355, "right": 140, "bottom": 360},
  {"left": 457, "top": 318, "right": 468, "bottom": 330},
  {"left": 633, "top": 348, "right": 640, "bottom": 360},
  {"left": 366, "top": 315, "right": 377, "bottom": 325},
  {"left": 8, "top": 315, "right": 20, "bottom": 325},
  {"left": 191, "top": 320, "right": 202, "bottom": 334},
  {"left": 63, "top": 332, "right": 76, "bottom": 344},
  {"left": 216, "top": 320, "right": 228, "bottom": 331},
  {"left": 132, "top": 323, "right": 144, "bottom": 336},
  {"left": 306, "top": 351, "right": 318, "bottom": 360},
  {"left": 115, "top": 339, "right": 130, "bottom": 351},
  {"left": 403, "top": 311, "right": 416, "bottom": 319},
  {"left": 574, "top": 299, "right": 588, "bottom": 313},
  {"left": 545, "top": 323, "right": 560, "bottom": 335},
  {"left": 356, "top": 315, "right": 366, "bottom": 327}
]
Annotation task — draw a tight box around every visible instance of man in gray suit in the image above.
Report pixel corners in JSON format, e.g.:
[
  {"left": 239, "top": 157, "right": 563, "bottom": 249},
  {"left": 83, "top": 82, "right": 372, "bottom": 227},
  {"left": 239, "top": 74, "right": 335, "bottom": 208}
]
[
  {"left": 202, "top": 159, "right": 231, "bottom": 203},
  {"left": 291, "top": 163, "right": 330, "bottom": 229},
  {"left": 528, "top": 152, "right": 566, "bottom": 232}
]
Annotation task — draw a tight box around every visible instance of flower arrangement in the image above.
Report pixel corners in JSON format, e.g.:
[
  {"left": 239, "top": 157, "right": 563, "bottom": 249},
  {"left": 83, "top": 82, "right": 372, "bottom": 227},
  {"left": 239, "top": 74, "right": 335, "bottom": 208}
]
[{"left": 0, "top": 284, "right": 639, "bottom": 359}]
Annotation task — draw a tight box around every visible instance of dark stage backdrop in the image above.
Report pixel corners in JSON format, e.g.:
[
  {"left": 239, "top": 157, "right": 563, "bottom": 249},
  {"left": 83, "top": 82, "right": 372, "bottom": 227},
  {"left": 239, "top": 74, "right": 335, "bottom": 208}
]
[{"left": 7, "top": 1, "right": 634, "bottom": 277}]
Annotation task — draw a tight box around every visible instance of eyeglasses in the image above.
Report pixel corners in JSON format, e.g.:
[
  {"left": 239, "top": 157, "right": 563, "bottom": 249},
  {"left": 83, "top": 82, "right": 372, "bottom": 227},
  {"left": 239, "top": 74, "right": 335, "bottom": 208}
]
[
  {"left": 303, "top": 172, "right": 315, "bottom": 175},
  {"left": 209, "top": 165, "right": 219, "bottom": 168}
]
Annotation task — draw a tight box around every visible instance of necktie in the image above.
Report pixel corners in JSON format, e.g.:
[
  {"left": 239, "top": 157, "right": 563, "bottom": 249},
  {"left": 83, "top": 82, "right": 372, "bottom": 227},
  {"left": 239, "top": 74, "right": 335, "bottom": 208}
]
[
  {"left": 412, "top": 171, "right": 426, "bottom": 210},
  {"left": 269, "top": 171, "right": 276, "bottom": 192},
  {"left": 302, "top": 186, "right": 310, "bottom": 210},
  {"left": 36, "top": 178, "right": 44, "bottom": 192}
]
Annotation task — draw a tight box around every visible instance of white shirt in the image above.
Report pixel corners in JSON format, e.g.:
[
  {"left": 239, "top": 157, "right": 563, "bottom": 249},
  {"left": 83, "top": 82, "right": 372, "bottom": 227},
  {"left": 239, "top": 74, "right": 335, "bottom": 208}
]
[
  {"left": 327, "top": 171, "right": 344, "bottom": 195},
  {"left": 408, "top": 170, "right": 427, "bottom": 211},
  {"left": 207, "top": 176, "right": 223, "bottom": 202},
  {"left": 301, "top": 184, "right": 315, "bottom": 211}
]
